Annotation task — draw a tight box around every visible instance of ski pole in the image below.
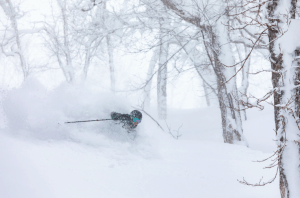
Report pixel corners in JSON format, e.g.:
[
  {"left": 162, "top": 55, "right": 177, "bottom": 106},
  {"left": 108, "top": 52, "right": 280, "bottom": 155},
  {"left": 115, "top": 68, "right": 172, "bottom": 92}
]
[{"left": 65, "top": 119, "right": 112, "bottom": 124}]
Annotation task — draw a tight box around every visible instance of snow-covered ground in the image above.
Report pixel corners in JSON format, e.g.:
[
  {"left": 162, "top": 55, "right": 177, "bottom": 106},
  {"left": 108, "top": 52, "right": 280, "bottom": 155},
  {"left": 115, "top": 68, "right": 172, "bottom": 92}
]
[{"left": 0, "top": 80, "right": 279, "bottom": 198}]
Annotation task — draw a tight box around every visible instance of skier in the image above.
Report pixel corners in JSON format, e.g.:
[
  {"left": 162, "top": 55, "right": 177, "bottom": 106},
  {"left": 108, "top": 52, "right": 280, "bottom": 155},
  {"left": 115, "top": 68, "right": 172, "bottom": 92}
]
[{"left": 110, "top": 110, "right": 142, "bottom": 131}]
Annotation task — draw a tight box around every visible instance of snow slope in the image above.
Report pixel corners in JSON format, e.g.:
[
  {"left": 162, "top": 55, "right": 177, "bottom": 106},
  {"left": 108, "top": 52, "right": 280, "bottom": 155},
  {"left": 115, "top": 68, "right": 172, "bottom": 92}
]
[{"left": 0, "top": 80, "right": 279, "bottom": 198}]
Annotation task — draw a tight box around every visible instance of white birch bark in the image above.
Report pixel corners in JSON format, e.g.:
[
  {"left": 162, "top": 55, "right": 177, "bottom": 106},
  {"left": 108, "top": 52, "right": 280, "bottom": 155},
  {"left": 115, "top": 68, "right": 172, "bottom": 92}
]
[
  {"left": 83, "top": 44, "right": 91, "bottom": 80},
  {"left": 216, "top": 16, "right": 246, "bottom": 145},
  {"left": 157, "top": 33, "right": 169, "bottom": 119},
  {"left": 144, "top": 48, "right": 159, "bottom": 108},
  {"left": 106, "top": 35, "right": 115, "bottom": 92},
  {"left": 48, "top": 0, "right": 74, "bottom": 83},
  {"left": 60, "top": 0, "right": 74, "bottom": 83},
  {"left": 100, "top": 1, "right": 116, "bottom": 92},
  {"left": 81, "top": 36, "right": 99, "bottom": 80}
]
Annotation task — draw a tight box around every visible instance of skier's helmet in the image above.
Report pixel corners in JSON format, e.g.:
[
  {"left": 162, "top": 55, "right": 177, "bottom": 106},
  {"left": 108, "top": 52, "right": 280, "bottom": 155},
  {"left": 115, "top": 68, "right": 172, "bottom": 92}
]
[{"left": 130, "top": 110, "right": 142, "bottom": 121}]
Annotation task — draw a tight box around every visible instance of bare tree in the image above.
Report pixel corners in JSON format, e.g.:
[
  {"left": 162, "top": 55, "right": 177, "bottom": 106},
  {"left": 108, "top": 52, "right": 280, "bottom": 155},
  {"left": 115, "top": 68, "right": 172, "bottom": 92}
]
[
  {"left": 77, "top": 0, "right": 130, "bottom": 91},
  {"left": 159, "top": 0, "right": 247, "bottom": 144},
  {"left": 226, "top": 0, "right": 300, "bottom": 197},
  {"left": 124, "top": 0, "right": 173, "bottom": 119},
  {"left": 73, "top": 0, "right": 107, "bottom": 81},
  {"left": 43, "top": 0, "right": 75, "bottom": 83},
  {"left": 0, "top": 0, "right": 28, "bottom": 80}
]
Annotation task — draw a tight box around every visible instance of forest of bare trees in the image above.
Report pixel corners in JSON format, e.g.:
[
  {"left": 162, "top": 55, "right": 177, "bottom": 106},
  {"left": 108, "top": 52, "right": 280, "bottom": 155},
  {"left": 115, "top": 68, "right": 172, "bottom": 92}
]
[{"left": 1, "top": 0, "right": 300, "bottom": 197}]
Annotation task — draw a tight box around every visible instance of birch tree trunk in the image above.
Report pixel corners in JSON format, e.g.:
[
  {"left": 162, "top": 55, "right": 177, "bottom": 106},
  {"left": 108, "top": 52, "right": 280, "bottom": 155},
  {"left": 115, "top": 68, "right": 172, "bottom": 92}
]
[
  {"left": 267, "top": 0, "right": 300, "bottom": 197},
  {"left": 235, "top": 43, "right": 250, "bottom": 120},
  {"left": 101, "top": 1, "right": 116, "bottom": 93},
  {"left": 212, "top": 52, "right": 243, "bottom": 143},
  {"left": 157, "top": 31, "right": 169, "bottom": 119},
  {"left": 144, "top": 48, "right": 159, "bottom": 108},
  {"left": 200, "top": 21, "right": 246, "bottom": 144},
  {"left": 204, "top": 23, "right": 246, "bottom": 144},
  {"left": 82, "top": 37, "right": 97, "bottom": 80},
  {"left": 106, "top": 35, "right": 115, "bottom": 92},
  {"left": 218, "top": 14, "right": 244, "bottom": 142},
  {"left": 57, "top": 0, "right": 74, "bottom": 83},
  {"left": 83, "top": 44, "right": 91, "bottom": 80}
]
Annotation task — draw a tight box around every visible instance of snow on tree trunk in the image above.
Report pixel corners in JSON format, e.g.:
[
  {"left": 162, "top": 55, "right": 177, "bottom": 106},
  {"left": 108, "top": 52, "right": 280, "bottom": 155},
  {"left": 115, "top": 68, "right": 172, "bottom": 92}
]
[
  {"left": 106, "top": 35, "right": 115, "bottom": 92},
  {"left": 144, "top": 48, "right": 159, "bottom": 109},
  {"left": 213, "top": 58, "right": 243, "bottom": 144},
  {"left": 213, "top": 18, "right": 246, "bottom": 145},
  {"left": 267, "top": 0, "right": 300, "bottom": 197},
  {"left": 157, "top": 33, "right": 169, "bottom": 120}
]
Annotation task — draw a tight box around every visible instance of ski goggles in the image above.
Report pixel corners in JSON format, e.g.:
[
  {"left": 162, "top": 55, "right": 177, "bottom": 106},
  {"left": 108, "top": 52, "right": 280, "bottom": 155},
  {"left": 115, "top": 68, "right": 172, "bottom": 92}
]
[{"left": 133, "top": 118, "right": 141, "bottom": 123}]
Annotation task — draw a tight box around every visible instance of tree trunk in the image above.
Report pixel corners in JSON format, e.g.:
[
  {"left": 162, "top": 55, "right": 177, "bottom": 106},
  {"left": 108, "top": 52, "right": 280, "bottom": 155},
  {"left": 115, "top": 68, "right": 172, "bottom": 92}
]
[
  {"left": 58, "top": 0, "right": 74, "bottom": 83},
  {"left": 144, "top": 48, "right": 159, "bottom": 108},
  {"left": 106, "top": 35, "right": 115, "bottom": 92},
  {"left": 157, "top": 31, "right": 169, "bottom": 119},
  {"left": 267, "top": 0, "right": 300, "bottom": 197},
  {"left": 214, "top": 57, "right": 243, "bottom": 144},
  {"left": 210, "top": 22, "right": 246, "bottom": 144},
  {"left": 235, "top": 43, "right": 250, "bottom": 120},
  {"left": 83, "top": 45, "right": 91, "bottom": 80},
  {"left": 203, "top": 81, "right": 211, "bottom": 106}
]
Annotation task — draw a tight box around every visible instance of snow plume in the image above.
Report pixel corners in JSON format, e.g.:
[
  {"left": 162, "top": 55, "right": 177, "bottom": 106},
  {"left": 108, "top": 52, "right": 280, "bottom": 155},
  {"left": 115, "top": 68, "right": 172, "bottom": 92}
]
[{"left": 2, "top": 77, "right": 136, "bottom": 144}]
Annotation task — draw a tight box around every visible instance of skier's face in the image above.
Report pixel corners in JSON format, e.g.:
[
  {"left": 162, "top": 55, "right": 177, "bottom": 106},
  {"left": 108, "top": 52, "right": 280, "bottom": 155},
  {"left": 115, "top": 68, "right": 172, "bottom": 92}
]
[{"left": 133, "top": 118, "right": 141, "bottom": 125}]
